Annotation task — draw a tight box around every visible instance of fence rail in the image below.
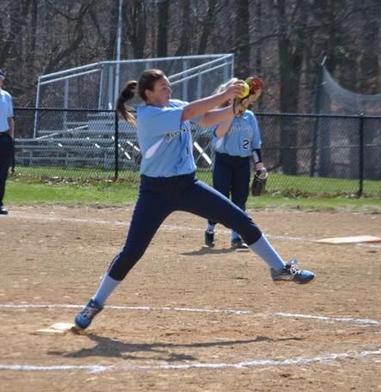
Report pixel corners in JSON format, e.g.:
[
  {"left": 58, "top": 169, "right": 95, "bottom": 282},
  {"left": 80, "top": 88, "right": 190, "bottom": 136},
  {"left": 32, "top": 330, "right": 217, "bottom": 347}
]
[{"left": 13, "top": 108, "right": 381, "bottom": 196}]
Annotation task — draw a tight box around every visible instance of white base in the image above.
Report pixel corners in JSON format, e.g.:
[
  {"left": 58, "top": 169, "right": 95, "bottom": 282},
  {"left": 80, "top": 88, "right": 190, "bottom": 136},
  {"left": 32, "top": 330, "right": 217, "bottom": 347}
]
[
  {"left": 36, "top": 322, "right": 76, "bottom": 335},
  {"left": 315, "top": 235, "right": 381, "bottom": 244}
]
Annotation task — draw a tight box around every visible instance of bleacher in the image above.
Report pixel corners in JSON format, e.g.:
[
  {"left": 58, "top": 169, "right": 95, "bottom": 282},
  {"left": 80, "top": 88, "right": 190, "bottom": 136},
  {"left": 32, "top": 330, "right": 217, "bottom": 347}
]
[{"left": 15, "top": 113, "right": 142, "bottom": 170}]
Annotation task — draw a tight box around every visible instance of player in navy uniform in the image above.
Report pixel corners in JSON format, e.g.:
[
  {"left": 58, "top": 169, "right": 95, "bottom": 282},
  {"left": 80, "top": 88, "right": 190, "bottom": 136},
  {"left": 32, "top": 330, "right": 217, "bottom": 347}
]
[
  {"left": 204, "top": 78, "right": 267, "bottom": 249},
  {"left": 74, "top": 69, "right": 314, "bottom": 330}
]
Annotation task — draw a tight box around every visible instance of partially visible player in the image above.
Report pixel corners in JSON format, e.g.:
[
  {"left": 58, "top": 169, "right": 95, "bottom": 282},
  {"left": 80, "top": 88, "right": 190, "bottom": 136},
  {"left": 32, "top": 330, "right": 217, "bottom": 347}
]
[
  {"left": 73, "top": 69, "right": 315, "bottom": 330},
  {"left": 204, "top": 78, "right": 267, "bottom": 249},
  {"left": 0, "top": 69, "right": 14, "bottom": 215}
]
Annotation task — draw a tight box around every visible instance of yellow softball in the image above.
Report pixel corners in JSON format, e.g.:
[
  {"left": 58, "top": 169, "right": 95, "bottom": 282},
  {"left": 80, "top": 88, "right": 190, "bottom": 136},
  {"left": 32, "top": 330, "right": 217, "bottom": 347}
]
[{"left": 237, "top": 81, "right": 250, "bottom": 98}]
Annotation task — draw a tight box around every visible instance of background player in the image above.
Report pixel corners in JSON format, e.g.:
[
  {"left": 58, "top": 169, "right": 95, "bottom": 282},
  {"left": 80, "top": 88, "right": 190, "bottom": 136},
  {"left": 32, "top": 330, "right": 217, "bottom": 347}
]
[
  {"left": 0, "top": 69, "right": 14, "bottom": 215},
  {"left": 204, "top": 78, "right": 267, "bottom": 249},
  {"left": 74, "top": 69, "right": 315, "bottom": 330}
]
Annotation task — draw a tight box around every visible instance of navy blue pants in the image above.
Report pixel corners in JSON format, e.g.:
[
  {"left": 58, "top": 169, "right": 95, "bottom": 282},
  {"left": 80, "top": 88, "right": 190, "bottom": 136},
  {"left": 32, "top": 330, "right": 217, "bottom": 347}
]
[
  {"left": 108, "top": 173, "right": 262, "bottom": 281},
  {"left": 0, "top": 133, "right": 13, "bottom": 207},
  {"left": 208, "top": 152, "right": 251, "bottom": 226}
]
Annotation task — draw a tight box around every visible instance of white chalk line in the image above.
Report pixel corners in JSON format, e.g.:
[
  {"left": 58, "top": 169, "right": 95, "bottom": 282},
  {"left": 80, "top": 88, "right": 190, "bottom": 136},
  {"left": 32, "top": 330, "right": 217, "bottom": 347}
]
[
  {"left": 8, "top": 210, "right": 381, "bottom": 247},
  {"left": 0, "top": 303, "right": 250, "bottom": 315},
  {"left": 0, "top": 302, "right": 380, "bottom": 373},
  {"left": 0, "top": 303, "right": 380, "bottom": 326},
  {"left": 6, "top": 211, "right": 345, "bottom": 244},
  {"left": 0, "top": 348, "right": 380, "bottom": 373},
  {"left": 273, "top": 312, "right": 381, "bottom": 326}
]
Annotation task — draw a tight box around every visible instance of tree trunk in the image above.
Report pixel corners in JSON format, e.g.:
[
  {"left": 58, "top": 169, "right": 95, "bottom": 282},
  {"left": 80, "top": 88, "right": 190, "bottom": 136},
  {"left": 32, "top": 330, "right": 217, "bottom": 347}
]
[
  {"left": 359, "top": 20, "right": 379, "bottom": 93},
  {"left": 0, "top": 0, "right": 23, "bottom": 67},
  {"left": 125, "top": 0, "right": 147, "bottom": 59},
  {"left": 197, "top": 0, "right": 219, "bottom": 54},
  {"left": 234, "top": 0, "right": 250, "bottom": 78},
  {"left": 175, "top": 0, "right": 191, "bottom": 56},
  {"left": 254, "top": 0, "right": 264, "bottom": 111},
  {"left": 276, "top": 0, "right": 306, "bottom": 175},
  {"left": 157, "top": 0, "right": 170, "bottom": 57}
]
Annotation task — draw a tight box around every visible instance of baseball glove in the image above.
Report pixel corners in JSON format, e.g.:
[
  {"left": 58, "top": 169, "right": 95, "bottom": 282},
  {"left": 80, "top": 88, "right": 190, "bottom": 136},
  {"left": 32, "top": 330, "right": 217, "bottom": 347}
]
[
  {"left": 233, "top": 76, "right": 264, "bottom": 116},
  {"left": 251, "top": 168, "right": 268, "bottom": 196}
]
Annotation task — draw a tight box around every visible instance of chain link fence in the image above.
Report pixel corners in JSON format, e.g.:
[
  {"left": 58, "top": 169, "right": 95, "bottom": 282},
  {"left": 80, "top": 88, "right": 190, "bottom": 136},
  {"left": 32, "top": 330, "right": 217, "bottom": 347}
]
[{"left": 13, "top": 108, "right": 381, "bottom": 196}]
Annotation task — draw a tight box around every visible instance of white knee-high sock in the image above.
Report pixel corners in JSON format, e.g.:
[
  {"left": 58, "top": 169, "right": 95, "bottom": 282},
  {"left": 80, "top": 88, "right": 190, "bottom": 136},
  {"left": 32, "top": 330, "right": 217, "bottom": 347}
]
[
  {"left": 92, "top": 274, "right": 120, "bottom": 306},
  {"left": 249, "top": 234, "right": 285, "bottom": 271}
]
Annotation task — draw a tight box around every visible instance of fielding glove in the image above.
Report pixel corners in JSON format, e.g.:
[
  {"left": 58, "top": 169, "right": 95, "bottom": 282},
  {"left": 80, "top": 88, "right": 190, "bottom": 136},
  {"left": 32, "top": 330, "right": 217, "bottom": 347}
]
[{"left": 251, "top": 167, "right": 268, "bottom": 196}]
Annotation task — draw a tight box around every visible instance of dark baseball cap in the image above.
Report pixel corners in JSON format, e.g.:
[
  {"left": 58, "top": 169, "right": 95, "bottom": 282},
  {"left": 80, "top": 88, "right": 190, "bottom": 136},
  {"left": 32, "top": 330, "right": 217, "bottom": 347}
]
[{"left": 0, "top": 69, "right": 6, "bottom": 79}]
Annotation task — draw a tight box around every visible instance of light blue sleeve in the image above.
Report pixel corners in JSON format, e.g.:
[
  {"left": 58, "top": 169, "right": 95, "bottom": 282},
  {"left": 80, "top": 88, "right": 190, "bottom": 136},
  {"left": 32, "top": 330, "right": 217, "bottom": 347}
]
[
  {"left": 138, "top": 104, "right": 184, "bottom": 138},
  {"left": 250, "top": 113, "right": 262, "bottom": 150},
  {"left": 7, "top": 94, "right": 14, "bottom": 117}
]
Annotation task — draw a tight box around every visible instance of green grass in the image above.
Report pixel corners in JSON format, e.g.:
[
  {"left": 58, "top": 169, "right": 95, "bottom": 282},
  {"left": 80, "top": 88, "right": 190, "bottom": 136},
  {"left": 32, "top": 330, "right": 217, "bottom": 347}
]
[
  {"left": 15, "top": 165, "right": 381, "bottom": 197},
  {"left": 5, "top": 166, "right": 380, "bottom": 212},
  {"left": 7, "top": 180, "right": 138, "bottom": 206},
  {"left": 14, "top": 165, "right": 118, "bottom": 181},
  {"left": 246, "top": 193, "right": 381, "bottom": 211},
  {"left": 197, "top": 171, "right": 381, "bottom": 197}
]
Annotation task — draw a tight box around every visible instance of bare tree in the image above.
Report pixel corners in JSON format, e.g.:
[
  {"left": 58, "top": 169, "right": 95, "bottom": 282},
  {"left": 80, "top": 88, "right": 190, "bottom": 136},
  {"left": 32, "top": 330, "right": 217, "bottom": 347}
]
[
  {"left": 359, "top": 4, "right": 380, "bottom": 93},
  {"left": 197, "top": 0, "right": 221, "bottom": 54},
  {"left": 157, "top": 0, "right": 169, "bottom": 57},
  {"left": 124, "top": 0, "right": 147, "bottom": 59},
  {"left": 1, "top": 0, "right": 380, "bottom": 111},
  {"left": 38, "top": 1, "right": 95, "bottom": 74},
  {"left": 234, "top": 0, "right": 250, "bottom": 78},
  {"left": 174, "top": 0, "right": 191, "bottom": 56},
  {"left": 273, "top": 0, "right": 309, "bottom": 173}
]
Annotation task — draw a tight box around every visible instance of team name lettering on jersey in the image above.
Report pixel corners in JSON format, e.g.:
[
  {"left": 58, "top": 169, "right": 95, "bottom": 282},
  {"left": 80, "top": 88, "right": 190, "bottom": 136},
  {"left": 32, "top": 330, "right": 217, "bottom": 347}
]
[{"left": 165, "top": 131, "right": 180, "bottom": 141}]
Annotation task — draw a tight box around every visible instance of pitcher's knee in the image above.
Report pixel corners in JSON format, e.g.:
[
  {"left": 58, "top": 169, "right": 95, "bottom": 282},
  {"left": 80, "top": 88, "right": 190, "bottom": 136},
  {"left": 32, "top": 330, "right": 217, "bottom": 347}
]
[
  {"left": 231, "top": 215, "right": 262, "bottom": 245},
  {"left": 240, "top": 224, "right": 262, "bottom": 245},
  {"left": 108, "top": 248, "right": 143, "bottom": 280}
]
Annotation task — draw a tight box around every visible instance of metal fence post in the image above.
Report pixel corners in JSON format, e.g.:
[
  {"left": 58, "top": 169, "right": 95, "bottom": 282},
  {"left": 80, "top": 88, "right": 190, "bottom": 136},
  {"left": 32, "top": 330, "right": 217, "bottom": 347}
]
[
  {"left": 114, "top": 110, "right": 119, "bottom": 181},
  {"left": 310, "top": 57, "right": 326, "bottom": 177},
  {"left": 357, "top": 114, "right": 365, "bottom": 197}
]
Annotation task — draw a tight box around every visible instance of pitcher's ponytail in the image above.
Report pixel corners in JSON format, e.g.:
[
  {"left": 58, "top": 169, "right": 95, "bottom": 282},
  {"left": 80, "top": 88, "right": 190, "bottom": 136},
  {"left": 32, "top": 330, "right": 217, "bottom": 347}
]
[{"left": 117, "top": 81, "right": 138, "bottom": 125}]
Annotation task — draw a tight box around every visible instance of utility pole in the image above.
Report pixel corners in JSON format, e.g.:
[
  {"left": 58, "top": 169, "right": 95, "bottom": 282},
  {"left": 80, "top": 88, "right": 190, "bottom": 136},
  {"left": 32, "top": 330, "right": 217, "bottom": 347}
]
[{"left": 114, "top": 0, "right": 123, "bottom": 107}]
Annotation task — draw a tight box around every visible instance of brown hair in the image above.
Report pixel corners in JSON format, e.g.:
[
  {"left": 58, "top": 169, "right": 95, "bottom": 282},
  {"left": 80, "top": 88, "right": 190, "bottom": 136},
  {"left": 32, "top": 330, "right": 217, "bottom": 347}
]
[{"left": 116, "top": 69, "right": 166, "bottom": 125}]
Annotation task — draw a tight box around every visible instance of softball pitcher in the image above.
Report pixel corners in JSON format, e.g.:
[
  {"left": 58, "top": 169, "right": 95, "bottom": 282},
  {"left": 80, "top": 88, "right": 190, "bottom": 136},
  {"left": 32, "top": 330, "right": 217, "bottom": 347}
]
[{"left": 74, "top": 69, "right": 315, "bottom": 330}]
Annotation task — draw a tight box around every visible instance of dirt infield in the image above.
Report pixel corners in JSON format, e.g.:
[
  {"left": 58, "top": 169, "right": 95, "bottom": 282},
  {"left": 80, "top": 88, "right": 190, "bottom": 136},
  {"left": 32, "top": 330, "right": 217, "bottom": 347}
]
[{"left": 0, "top": 205, "right": 380, "bottom": 391}]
